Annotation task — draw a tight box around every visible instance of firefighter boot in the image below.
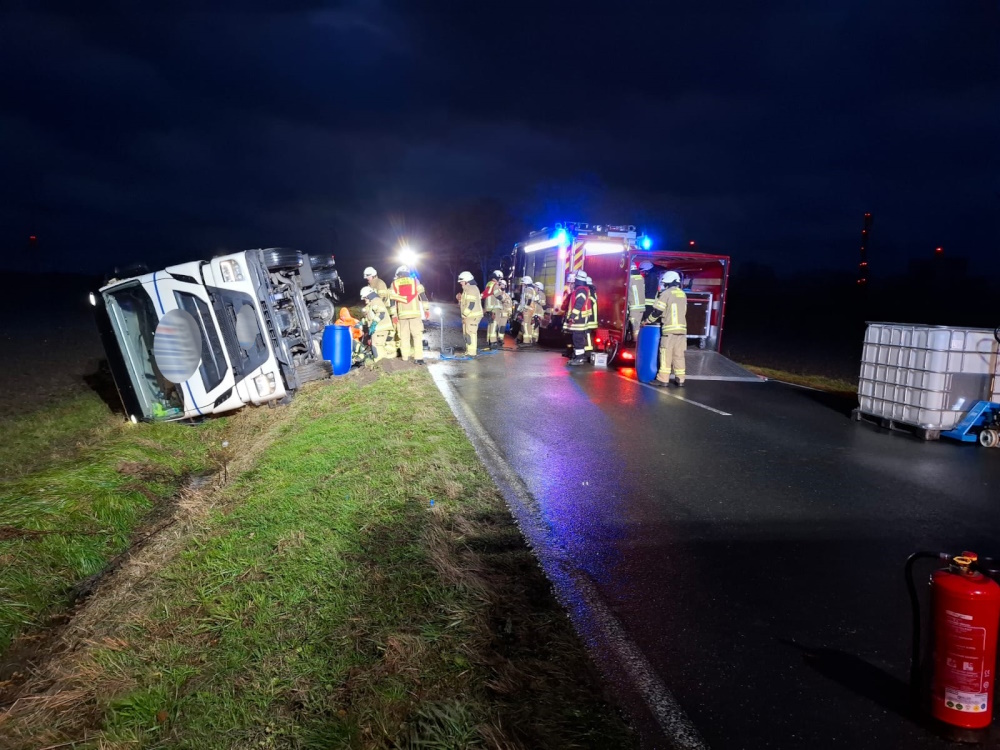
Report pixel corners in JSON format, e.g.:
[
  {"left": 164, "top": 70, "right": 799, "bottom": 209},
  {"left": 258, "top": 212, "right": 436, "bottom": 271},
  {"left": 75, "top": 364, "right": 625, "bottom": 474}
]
[{"left": 568, "top": 352, "right": 588, "bottom": 367}]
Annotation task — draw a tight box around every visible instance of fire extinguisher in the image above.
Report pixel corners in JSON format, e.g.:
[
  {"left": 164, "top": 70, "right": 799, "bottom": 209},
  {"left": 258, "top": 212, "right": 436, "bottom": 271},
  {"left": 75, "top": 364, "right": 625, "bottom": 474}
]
[{"left": 906, "top": 551, "right": 1000, "bottom": 742}]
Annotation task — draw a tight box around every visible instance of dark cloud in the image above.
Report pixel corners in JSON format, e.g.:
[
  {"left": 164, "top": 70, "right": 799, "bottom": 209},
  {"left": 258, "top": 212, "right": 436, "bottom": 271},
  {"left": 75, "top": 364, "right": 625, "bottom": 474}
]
[{"left": 0, "top": 1, "right": 997, "bottom": 282}]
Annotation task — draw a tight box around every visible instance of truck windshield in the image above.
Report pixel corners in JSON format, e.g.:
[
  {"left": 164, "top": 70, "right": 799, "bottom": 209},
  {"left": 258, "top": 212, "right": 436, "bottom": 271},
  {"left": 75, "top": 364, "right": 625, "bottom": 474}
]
[{"left": 103, "top": 283, "right": 184, "bottom": 420}]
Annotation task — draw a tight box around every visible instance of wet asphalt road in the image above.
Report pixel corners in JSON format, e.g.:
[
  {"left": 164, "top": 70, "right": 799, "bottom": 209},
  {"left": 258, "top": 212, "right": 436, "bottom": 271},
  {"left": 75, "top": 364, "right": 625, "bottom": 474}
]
[{"left": 429, "top": 334, "right": 1000, "bottom": 750}]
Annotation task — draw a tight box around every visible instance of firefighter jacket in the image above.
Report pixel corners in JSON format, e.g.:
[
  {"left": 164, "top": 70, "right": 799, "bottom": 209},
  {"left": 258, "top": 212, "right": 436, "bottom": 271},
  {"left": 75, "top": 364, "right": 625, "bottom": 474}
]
[
  {"left": 461, "top": 284, "right": 483, "bottom": 319},
  {"left": 648, "top": 286, "right": 687, "bottom": 335},
  {"left": 364, "top": 296, "right": 394, "bottom": 333},
  {"left": 369, "top": 276, "right": 389, "bottom": 305},
  {"left": 565, "top": 283, "right": 592, "bottom": 332},
  {"left": 389, "top": 276, "right": 426, "bottom": 320},
  {"left": 483, "top": 279, "right": 503, "bottom": 312},
  {"left": 628, "top": 272, "right": 645, "bottom": 312},
  {"left": 499, "top": 291, "right": 513, "bottom": 317},
  {"left": 518, "top": 285, "right": 538, "bottom": 315}
]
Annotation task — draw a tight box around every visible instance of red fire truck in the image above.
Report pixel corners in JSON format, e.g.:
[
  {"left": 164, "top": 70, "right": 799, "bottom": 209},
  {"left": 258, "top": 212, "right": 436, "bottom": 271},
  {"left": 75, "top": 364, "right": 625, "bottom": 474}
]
[{"left": 507, "top": 222, "right": 731, "bottom": 364}]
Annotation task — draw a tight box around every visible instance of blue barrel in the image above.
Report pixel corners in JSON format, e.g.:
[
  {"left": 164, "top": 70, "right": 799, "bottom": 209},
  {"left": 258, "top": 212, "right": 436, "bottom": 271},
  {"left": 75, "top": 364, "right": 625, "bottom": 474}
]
[
  {"left": 636, "top": 325, "right": 661, "bottom": 382},
  {"left": 322, "top": 324, "right": 353, "bottom": 376}
]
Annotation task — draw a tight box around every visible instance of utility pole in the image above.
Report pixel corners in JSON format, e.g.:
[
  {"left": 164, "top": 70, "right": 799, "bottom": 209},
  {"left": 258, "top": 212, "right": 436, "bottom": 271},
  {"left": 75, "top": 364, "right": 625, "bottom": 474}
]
[{"left": 858, "top": 212, "right": 872, "bottom": 288}]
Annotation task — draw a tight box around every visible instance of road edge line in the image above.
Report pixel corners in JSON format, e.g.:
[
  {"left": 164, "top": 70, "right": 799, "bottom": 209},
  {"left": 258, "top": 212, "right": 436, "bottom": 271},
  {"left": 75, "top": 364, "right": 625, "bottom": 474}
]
[{"left": 430, "top": 365, "right": 709, "bottom": 750}]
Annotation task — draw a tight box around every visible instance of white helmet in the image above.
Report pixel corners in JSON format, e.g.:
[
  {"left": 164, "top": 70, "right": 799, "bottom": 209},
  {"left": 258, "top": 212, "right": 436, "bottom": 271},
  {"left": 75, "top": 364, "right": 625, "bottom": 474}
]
[
  {"left": 639, "top": 260, "right": 653, "bottom": 271},
  {"left": 498, "top": 279, "right": 507, "bottom": 288},
  {"left": 521, "top": 276, "right": 532, "bottom": 285},
  {"left": 584, "top": 275, "right": 593, "bottom": 285},
  {"left": 363, "top": 266, "right": 377, "bottom": 278},
  {"left": 360, "top": 285, "right": 374, "bottom": 299},
  {"left": 492, "top": 270, "right": 503, "bottom": 279},
  {"left": 458, "top": 271, "right": 475, "bottom": 283},
  {"left": 661, "top": 270, "right": 681, "bottom": 285},
  {"left": 534, "top": 281, "right": 544, "bottom": 291},
  {"left": 396, "top": 265, "right": 410, "bottom": 277},
  {"left": 573, "top": 270, "right": 588, "bottom": 283}
]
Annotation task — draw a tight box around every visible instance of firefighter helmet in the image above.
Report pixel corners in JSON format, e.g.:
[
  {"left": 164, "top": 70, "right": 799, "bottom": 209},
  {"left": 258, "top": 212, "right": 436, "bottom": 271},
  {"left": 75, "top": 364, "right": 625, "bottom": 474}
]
[
  {"left": 492, "top": 270, "right": 503, "bottom": 279},
  {"left": 534, "top": 281, "right": 544, "bottom": 291},
  {"left": 584, "top": 275, "right": 593, "bottom": 285},
  {"left": 521, "top": 276, "right": 533, "bottom": 285},
  {"left": 363, "top": 266, "right": 377, "bottom": 278},
  {"left": 360, "top": 285, "right": 374, "bottom": 299},
  {"left": 395, "top": 265, "right": 410, "bottom": 277},
  {"left": 458, "top": 271, "right": 475, "bottom": 283},
  {"left": 573, "top": 270, "right": 588, "bottom": 283},
  {"left": 661, "top": 270, "right": 681, "bottom": 285},
  {"left": 498, "top": 279, "right": 507, "bottom": 289}
]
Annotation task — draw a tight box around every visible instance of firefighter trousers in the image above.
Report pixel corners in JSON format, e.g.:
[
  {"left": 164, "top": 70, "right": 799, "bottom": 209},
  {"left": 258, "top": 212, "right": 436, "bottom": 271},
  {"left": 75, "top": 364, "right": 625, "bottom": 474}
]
[
  {"left": 493, "top": 314, "right": 508, "bottom": 345},
  {"left": 628, "top": 309, "right": 644, "bottom": 340},
  {"left": 462, "top": 315, "right": 483, "bottom": 356},
  {"left": 520, "top": 310, "right": 537, "bottom": 343},
  {"left": 397, "top": 317, "right": 424, "bottom": 361},
  {"left": 371, "top": 330, "right": 392, "bottom": 362},
  {"left": 656, "top": 333, "right": 687, "bottom": 384}
]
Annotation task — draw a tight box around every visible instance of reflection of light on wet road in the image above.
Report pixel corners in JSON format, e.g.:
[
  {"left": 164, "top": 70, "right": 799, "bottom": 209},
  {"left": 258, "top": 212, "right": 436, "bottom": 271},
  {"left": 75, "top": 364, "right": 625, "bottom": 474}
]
[{"left": 614, "top": 370, "right": 732, "bottom": 416}]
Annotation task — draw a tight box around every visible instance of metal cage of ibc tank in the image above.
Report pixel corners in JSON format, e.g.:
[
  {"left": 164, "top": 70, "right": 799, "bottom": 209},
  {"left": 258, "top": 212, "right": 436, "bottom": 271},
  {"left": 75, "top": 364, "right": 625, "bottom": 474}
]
[{"left": 854, "top": 323, "right": 1000, "bottom": 440}]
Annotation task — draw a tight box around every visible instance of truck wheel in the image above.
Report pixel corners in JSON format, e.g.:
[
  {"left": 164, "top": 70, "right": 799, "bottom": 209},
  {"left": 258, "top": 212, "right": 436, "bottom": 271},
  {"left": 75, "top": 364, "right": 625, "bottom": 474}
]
[
  {"left": 309, "top": 253, "right": 337, "bottom": 270},
  {"left": 295, "top": 360, "right": 333, "bottom": 383},
  {"left": 313, "top": 268, "right": 340, "bottom": 284},
  {"left": 263, "top": 248, "right": 303, "bottom": 271},
  {"left": 606, "top": 339, "right": 620, "bottom": 365}
]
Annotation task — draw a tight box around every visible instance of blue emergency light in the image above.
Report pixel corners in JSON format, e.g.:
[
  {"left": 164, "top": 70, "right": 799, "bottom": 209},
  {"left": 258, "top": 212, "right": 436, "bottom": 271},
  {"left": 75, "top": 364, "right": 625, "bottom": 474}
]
[
  {"left": 641, "top": 236, "right": 652, "bottom": 250},
  {"left": 554, "top": 228, "right": 568, "bottom": 244}
]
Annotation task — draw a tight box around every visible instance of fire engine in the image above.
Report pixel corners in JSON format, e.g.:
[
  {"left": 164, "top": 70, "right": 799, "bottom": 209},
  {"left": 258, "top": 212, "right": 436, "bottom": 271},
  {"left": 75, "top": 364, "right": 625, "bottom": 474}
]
[{"left": 507, "top": 222, "right": 731, "bottom": 364}]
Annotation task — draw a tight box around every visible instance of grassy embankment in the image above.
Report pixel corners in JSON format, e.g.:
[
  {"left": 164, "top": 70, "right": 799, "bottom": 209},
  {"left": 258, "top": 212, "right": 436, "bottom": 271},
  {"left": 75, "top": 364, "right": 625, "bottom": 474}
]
[
  {"left": 0, "top": 369, "right": 636, "bottom": 749},
  {"left": 739, "top": 365, "right": 858, "bottom": 397}
]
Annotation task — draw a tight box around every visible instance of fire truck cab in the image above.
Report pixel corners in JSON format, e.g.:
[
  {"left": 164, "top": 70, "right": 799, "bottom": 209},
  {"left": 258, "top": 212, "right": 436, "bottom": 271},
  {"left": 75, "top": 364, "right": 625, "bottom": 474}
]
[{"left": 508, "top": 222, "right": 731, "bottom": 364}]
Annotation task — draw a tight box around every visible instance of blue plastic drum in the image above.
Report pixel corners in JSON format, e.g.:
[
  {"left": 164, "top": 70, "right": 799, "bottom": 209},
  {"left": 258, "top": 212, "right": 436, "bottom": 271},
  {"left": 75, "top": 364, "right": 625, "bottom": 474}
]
[
  {"left": 636, "top": 325, "right": 661, "bottom": 383},
  {"left": 322, "top": 324, "right": 353, "bottom": 376}
]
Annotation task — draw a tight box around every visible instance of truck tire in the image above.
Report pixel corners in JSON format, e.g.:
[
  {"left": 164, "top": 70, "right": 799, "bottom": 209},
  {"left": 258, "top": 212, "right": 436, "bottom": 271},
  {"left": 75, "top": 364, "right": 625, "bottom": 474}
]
[
  {"left": 309, "top": 253, "right": 337, "bottom": 270},
  {"left": 294, "top": 360, "right": 332, "bottom": 384},
  {"left": 312, "top": 268, "right": 340, "bottom": 284},
  {"left": 263, "top": 248, "right": 303, "bottom": 271}
]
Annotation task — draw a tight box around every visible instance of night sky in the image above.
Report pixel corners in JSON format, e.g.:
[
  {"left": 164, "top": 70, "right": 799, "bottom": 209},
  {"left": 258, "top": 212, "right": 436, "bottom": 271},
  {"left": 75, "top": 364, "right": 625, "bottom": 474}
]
[{"left": 2, "top": 3, "right": 997, "bottom": 283}]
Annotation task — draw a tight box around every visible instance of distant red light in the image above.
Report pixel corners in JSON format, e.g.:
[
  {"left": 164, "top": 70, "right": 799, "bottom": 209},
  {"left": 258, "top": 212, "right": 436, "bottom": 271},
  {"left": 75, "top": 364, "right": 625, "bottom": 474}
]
[
  {"left": 29, "top": 235, "right": 36, "bottom": 241},
  {"left": 935, "top": 246, "right": 943, "bottom": 254},
  {"left": 689, "top": 240, "right": 696, "bottom": 246},
  {"left": 622, "top": 351, "right": 634, "bottom": 360}
]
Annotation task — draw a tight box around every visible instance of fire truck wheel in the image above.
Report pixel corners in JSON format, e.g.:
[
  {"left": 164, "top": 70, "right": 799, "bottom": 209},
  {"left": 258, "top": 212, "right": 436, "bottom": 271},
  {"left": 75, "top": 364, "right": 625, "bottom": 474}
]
[
  {"left": 263, "top": 248, "right": 304, "bottom": 271},
  {"left": 979, "top": 429, "right": 998, "bottom": 448},
  {"left": 295, "top": 360, "right": 333, "bottom": 384},
  {"left": 606, "top": 339, "right": 620, "bottom": 365}
]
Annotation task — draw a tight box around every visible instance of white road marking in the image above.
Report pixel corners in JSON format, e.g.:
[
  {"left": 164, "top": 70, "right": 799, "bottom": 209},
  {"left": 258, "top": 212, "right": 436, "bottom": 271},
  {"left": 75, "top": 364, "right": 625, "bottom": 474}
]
[{"left": 616, "top": 372, "right": 733, "bottom": 416}]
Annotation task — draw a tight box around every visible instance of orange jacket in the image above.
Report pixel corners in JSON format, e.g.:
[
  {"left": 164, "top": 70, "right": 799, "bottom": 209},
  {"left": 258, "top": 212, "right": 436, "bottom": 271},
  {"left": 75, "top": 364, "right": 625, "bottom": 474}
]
[{"left": 334, "top": 307, "right": 362, "bottom": 340}]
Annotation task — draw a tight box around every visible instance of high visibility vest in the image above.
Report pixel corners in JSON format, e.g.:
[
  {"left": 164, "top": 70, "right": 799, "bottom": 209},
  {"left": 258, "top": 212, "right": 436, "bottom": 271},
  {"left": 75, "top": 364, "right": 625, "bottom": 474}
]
[
  {"left": 390, "top": 277, "right": 425, "bottom": 319},
  {"left": 483, "top": 280, "right": 503, "bottom": 311}
]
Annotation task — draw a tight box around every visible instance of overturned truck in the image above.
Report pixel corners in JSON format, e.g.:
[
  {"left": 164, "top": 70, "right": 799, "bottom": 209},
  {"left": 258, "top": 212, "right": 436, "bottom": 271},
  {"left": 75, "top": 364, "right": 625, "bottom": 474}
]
[{"left": 92, "top": 248, "right": 344, "bottom": 422}]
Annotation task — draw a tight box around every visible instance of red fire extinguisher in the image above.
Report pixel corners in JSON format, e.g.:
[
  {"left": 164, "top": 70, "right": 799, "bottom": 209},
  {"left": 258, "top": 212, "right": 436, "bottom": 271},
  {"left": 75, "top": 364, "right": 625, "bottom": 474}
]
[{"left": 907, "top": 551, "right": 1000, "bottom": 742}]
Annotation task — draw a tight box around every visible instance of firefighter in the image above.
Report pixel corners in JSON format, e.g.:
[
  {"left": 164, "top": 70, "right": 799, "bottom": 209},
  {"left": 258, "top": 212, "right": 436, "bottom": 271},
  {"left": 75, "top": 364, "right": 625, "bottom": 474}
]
[
  {"left": 363, "top": 266, "right": 389, "bottom": 305},
  {"left": 640, "top": 260, "right": 657, "bottom": 320},
  {"left": 647, "top": 270, "right": 687, "bottom": 387},
  {"left": 484, "top": 270, "right": 504, "bottom": 349},
  {"left": 532, "top": 281, "right": 546, "bottom": 342},
  {"left": 457, "top": 271, "right": 484, "bottom": 356},
  {"left": 582, "top": 274, "right": 598, "bottom": 355},
  {"left": 517, "top": 276, "right": 538, "bottom": 347},
  {"left": 560, "top": 271, "right": 576, "bottom": 358},
  {"left": 495, "top": 279, "right": 513, "bottom": 348},
  {"left": 566, "top": 271, "right": 592, "bottom": 366},
  {"left": 627, "top": 261, "right": 645, "bottom": 341},
  {"left": 389, "top": 265, "right": 426, "bottom": 365},
  {"left": 361, "top": 285, "right": 394, "bottom": 362}
]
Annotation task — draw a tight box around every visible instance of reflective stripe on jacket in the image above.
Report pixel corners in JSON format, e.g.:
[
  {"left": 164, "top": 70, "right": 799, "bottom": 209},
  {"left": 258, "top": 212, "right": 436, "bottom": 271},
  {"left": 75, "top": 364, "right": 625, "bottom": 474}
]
[
  {"left": 628, "top": 273, "right": 645, "bottom": 311},
  {"left": 649, "top": 287, "right": 687, "bottom": 335},
  {"left": 566, "top": 284, "right": 591, "bottom": 331}
]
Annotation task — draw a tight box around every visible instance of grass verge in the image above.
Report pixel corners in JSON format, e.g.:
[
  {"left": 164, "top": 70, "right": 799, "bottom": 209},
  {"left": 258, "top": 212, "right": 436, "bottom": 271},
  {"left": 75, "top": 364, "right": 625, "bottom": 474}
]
[
  {"left": 0, "top": 368, "right": 636, "bottom": 749},
  {"left": 740, "top": 364, "right": 858, "bottom": 396}
]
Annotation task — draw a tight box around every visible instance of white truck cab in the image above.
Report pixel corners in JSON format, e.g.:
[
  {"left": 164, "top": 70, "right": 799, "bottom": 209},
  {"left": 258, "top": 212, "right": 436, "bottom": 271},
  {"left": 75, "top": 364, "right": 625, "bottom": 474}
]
[{"left": 93, "top": 248, "right": 343, "bottom": 422}]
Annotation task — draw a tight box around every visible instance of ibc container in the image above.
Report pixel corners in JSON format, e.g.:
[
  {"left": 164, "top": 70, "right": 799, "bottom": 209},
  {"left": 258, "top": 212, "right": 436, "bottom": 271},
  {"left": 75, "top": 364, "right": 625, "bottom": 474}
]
[{"left": 857, "top": 323, "right": 1000, "bottom": 431}]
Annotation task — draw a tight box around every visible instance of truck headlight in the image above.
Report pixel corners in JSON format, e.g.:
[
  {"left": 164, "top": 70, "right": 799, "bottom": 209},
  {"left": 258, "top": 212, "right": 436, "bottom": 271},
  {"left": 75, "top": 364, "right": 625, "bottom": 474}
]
[
  {"left": 220, "top": 259, "right": 245, "bottom": 282},
  {"left": 253, "top": 372, "right": 276, "bottom": 396}
]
